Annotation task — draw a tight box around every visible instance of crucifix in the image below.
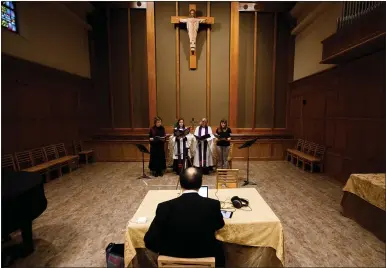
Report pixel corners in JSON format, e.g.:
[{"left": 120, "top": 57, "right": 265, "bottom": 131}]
[{"left": 171, "top": 4, "right": 215, "bottom": 69}]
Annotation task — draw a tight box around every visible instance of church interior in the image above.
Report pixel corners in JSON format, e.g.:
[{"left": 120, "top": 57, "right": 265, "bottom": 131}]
[{"left": 1, "top": 1, "right": 385, "bottom": 267}]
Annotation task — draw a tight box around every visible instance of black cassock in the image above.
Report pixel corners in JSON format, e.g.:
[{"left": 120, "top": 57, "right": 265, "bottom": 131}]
[{"left": 149, "top": 126, "right": 166, "bottom": 173}]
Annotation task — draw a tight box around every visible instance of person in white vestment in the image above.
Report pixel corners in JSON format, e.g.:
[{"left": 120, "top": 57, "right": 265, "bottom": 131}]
[
  {"left": 193, "top": 118, "right": 215, "bottom": 174},
  {"left": 170, "top": 118, "right": 194, "bottom": 174}
]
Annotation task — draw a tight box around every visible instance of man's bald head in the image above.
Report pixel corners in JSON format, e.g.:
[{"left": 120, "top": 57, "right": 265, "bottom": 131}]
[{"left": 180, "top": 167, "right": 203, "bottom": 190}]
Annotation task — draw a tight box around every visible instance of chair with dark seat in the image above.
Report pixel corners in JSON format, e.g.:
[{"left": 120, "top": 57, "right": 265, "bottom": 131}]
[{"left": 73, "top": 140, "right": 94, "bottom": 164}]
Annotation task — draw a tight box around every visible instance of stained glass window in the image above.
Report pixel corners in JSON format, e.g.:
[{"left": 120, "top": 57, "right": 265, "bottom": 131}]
[{"left": 1, "top": 1, "right": 17, "bottom": 33}]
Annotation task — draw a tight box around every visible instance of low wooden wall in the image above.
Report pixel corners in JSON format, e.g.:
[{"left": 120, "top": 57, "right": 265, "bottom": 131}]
[{"left": 84, "top": 131, "right": 295, "bottom": 162}]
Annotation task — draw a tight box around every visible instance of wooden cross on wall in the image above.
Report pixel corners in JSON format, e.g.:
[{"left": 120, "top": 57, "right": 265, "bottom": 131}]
[{"left": 171, "top": 4, "right": 215, "bottom": 69}]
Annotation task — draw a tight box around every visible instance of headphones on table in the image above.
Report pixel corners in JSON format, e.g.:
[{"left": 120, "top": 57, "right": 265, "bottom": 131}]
[{"left": 231, "top": 196, "right": 249, "bottom": 209}]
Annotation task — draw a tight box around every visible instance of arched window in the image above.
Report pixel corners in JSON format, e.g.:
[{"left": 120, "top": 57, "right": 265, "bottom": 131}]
[{"left": 1, "top": 1, "right": 17, "bottom": 33}]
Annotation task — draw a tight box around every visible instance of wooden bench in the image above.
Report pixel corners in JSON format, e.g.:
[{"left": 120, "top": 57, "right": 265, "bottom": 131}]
[
  {"left": 1, "top": 154, "right": 17, "bottom": 172},
  {"left": 54, "top": 143, "right": 79, "bottom": 173},
  {"left": 286, "top": 139, "right": 326, "bottom": 172},
  {"left": 73, "top": 140, "right": 94, "bottom": 164},
  {"left": 158, "top": 255, "right": 215, "bottom": 268},
  {"left": 14, "top": 143, "right": 79, "bottom": 181},
  {"left": 15, "top": 150, "right": 53, "bottom": 181}
]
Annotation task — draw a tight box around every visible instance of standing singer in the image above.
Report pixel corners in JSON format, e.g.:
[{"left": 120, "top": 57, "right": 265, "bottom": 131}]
[
  {"left": 193, "top": 118, "right": 214, "bottom": 174},
  {"left": 215, "top": 119, "right": 232, "bottom": 169}
]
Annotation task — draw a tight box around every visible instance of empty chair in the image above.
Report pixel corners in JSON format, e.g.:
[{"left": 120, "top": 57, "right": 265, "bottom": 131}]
[
  {"left": 73, "top": 140, "right": 94, "bottom": 164},
  {"left": 216, "top": 169, "right": 239, "bottom": 189}
]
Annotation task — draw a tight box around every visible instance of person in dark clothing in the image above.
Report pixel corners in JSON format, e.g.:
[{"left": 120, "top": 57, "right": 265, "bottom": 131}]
[
  {"left": 215, "top": 119, "right": 232, "bottom": 169},
  {"left": 144, "top": 167, "right": 225, "bottom": 267},
  {"left": 149, "top": 117, "right": 166, "bottom": 177}
]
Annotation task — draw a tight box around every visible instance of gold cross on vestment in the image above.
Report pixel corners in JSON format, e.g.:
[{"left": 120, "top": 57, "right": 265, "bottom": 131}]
[{"left": 171, "top": 4, "right": 215, "bottom": 69}]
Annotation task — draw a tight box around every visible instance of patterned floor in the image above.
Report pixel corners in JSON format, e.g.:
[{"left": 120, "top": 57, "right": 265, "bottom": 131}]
[{"left": 8, "top": 161, "right": 386, "bottom": 267}]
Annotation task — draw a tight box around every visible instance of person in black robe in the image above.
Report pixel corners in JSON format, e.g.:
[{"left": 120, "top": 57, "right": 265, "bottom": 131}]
[
  {"left": 149, "top": 117, "right": 166, "bottom": 177},
  {"left": 172, "top": 118, "right": 192, "bottom": 175}
]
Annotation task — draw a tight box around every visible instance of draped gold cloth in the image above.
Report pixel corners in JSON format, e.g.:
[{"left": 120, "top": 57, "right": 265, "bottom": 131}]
[
  {"left": 124, "top": 188, "right": 284, "bottom": 267},
  {"left": 343, "top": 173, "right": 386, "bottom": 211}
]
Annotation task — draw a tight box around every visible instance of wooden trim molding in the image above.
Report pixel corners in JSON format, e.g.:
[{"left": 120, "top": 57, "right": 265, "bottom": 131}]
[
  {"left": 84, "top": 138, "right": 295, "bottom": 162},
  {"left": 272, "top": 12, "right": 278, "bottom": 129},
  {"left": 106, "top": 8, "right": 115, "bottom": 128},
  {"left": 94, "top": 127, "right": 292, "bottom": 137},
  {"left": 175, "top": 1, "right": 180, "bottom": 119},
  {"left": 128, "top": 8, "right": 134, "bottom": 130},
  {"left": 146, "top": 2, "right": 157, "bottom": 126},
  {"left": 206, "top": 1, "right": 211, "bottom": 124},
  {"left": 229, "top": 2, "right": 239, "bottom": 128},
  {"left": 252, "top": 11, "right": 258, "bottom": 129}
]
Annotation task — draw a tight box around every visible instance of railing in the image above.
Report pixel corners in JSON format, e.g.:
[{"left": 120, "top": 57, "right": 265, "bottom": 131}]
[{"left": 337, "top": 1, "right": 384, "bottom": 30}]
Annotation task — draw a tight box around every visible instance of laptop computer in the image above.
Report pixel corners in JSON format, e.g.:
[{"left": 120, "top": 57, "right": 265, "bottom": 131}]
[{"left": 198, "top": 185, "right": 208, "bottom": 198}]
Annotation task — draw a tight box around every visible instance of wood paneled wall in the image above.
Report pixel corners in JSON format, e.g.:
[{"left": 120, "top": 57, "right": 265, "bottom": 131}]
[
  {"left": 84, "top": 136, "right": 294, "bottom": 162},
  {"left": 91, "top": 2, "right": 294, "bottom": 131},
  {"left": 1, "top": 54, "right": 99, "bottom": 154},
  {"left": 289, "top": 50, "right": 386, "bottom": 183},
  {"left": 236, "top": 11, "right": 293, "bottom": 129}
]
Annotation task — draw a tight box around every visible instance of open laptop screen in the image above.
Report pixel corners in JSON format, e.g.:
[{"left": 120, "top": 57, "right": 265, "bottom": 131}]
[{"left": 198, "top": 186, "right": 208, "bottom": 198}]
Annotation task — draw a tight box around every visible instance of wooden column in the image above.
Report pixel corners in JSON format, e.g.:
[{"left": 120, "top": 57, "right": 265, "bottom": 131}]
[
  {"left": 128, "top": 8, "right": 134, "bottom": 129},
  {"left": 271, "top": 12, "right": 278, "bottom": 130},
  {"left": 107, "top": 8, "right": 115, "bottom": 128},
  {"left": 252, "top": 12, "right": 258, "bottom": 130},
  {"left": 146, "top": 2, "right": 157, "bottom": 126},
  {"left": 229, "top": 2, "right": 239, "bottom": 128},
  {"left": 206, "top": 2, "right": 211, "bottom": 123},
  {"left": 286, "top": 34, "right": 295, "bottom": 130},
  {"left": 175, "top": 1, "right": 180, "bottom": 119}
]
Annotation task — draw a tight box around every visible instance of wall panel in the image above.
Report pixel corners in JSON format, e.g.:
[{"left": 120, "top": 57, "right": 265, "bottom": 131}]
[
  {"left": 155, "top": 2, "right": 176, "bottom": 126},
  {"left": 237, "top": 12, "right": 254, "bottom": 128},
  {"left": 2, "top": 54, "right": 97, "bottom": 154},
  {"left": 211, "top": 2, "right": 230, "bottom": 125},
  {"left": 130, "top": 9, "right": 149, "bottom": 128},
  {"left": 289, "top": 50, "right": 386, "bottom": 183},
  {"left": 255, "top": 13, "right": 274, "bottom": 128},
  {"left": 275, "top": 13, "right": 291, "bottom": 128},
  {"left": 88, "top": 7, "right": 111, "bottom": 128},
  {"left": 110, "top": 8, "right": 131, "bottom": 128}
]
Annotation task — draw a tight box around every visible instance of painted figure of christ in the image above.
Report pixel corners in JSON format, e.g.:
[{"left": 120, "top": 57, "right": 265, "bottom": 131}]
[{"left": 179, "top": 9, "right": 206, "bottom": 52}]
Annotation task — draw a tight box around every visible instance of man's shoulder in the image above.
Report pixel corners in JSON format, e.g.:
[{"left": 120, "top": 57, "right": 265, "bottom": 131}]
[
  {"left": 195, "top": 195, "right": 220, "bottom": 207},
  {"left": 206, "top": 197, "right": 221, "bottom": 206}
]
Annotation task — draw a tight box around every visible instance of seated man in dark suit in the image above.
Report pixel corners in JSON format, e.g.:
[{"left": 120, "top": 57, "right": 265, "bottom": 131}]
[{"left": 144, "top": 167, "right": 225, "bottom": 266}]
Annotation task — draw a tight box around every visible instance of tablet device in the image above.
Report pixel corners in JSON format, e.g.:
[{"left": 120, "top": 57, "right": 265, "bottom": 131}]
[
  {"left": 198, "top": 186, "right": 208, "bottom": 198},
  {"left": 221, "top": 210, "right": 233, "bottom": 219}
]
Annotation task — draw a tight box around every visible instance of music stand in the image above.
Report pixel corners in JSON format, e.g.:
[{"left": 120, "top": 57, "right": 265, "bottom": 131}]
[
  {"left": 135, "top": 144, "right": 151, "bottom": 180},
  {"left": 175, "top": 147, "right": 192, "bottom": 190},
  {"left": 238, "top": 137, "right": 259, "bottom": 186}
]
